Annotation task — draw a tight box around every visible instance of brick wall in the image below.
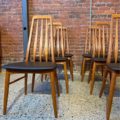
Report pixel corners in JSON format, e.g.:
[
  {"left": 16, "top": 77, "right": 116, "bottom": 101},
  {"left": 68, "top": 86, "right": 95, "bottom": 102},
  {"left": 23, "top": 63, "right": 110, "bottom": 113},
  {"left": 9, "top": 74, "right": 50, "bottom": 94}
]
[
  {"left": 0, "top": 0, "right": 120, "bottom": 70},
  {"left": 0, "top": 0, "right": 23, "bottom": 64}
]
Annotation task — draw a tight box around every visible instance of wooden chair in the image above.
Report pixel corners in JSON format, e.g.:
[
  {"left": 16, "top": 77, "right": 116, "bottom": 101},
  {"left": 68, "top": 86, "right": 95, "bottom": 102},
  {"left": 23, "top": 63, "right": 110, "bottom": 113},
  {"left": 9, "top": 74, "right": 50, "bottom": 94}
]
[
  {"left": 89, "top": 22, "right": 110, "bottom": 95},
  {"left": 53, "top": 22, "right": 69, "bottom": 93},
  {"left": 2, "top": 15, "right": 60, "bottom": 118},
  {"left": 99, "top": 14, "right": 120, "bottom": 120},
  {"left": 81, "top": 26, "right": 93, "bottom": 82},
  {"left": 62, "top": 27, "right": 74, "bottom": 81}
]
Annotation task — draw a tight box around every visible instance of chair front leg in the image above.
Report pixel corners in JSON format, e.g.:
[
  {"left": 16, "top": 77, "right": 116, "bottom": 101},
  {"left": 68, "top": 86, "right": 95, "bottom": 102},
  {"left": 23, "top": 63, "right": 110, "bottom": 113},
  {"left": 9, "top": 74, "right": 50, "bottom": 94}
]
[
  {"left": 3, "top": 70, "right": 10, "bottom": 115},
  {"left": 31, "top": 73, "right": 35, "bottom": 92},
  {"left": 106, "top": 71, "right": 116, "bottom": 120},
  {"left": 24, "top": 73, "right": 28, "bottom": 95},
  {"left": 69, "top": 58, "right": 74, "bottom": 81},
  {"left": 63, "top": 62, "right": 69, "bottom": 93},
  {"left": 90, "top": 62, "right": 96, "bottom": 95},
  {"left": 99, "top": 69, "right": 108, "bottom": 98},
  {"left": 50, "top": 71, "right": 58, "bottom": 118}
]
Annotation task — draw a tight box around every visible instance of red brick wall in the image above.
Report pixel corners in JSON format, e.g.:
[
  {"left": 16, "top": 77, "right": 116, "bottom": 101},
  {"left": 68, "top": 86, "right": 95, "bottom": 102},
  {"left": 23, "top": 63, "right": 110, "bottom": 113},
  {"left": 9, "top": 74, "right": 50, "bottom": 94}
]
[
  {"left": 0, "top": 0, "right": 120, "bottom": 70},
  {"left": 0, "top": 0, "right": 23, "bottom": 64}
]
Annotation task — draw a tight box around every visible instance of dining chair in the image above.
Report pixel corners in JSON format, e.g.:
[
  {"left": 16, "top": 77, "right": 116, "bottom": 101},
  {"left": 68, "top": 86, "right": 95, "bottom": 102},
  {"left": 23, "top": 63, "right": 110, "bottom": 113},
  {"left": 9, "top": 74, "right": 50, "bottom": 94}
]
[
  {"left": 62, "top": 27, "right": 74, "bottom": 81},
  {"left": 89, "top": 22, "right": 110, "bottom": 95},
  {"left": 3, "top": 15, "right": 60, "bottom": 118},
  {"left": 81, "top": 26, "right": 93, "bottom": 82},
  {"left": 99, "top": 14, "right": 120, "bottom": 120},
  {"left": 53, "top": 22, "right": 69, "bottom": 93}
]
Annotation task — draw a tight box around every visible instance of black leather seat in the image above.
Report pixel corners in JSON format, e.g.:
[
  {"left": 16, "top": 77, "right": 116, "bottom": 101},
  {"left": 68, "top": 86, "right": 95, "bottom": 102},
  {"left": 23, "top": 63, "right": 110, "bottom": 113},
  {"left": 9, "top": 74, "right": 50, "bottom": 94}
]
[
  {"left": 3, "top": 62, "right": 57, "bottom": 72},
  {"left": 107, "top": 63, "right": 120, "bottom": 72},
  {"left": 92, "top": 57, "right": 106, "bottom": 63},
  {"left": 65, "top": 54, "right": 73, "bottom": 57},
  {"left": 55, "top": 57, "right": 67, "bottom": 62},
  {"left": 82, "top": 53, "right": 92, "bottom": 58}
]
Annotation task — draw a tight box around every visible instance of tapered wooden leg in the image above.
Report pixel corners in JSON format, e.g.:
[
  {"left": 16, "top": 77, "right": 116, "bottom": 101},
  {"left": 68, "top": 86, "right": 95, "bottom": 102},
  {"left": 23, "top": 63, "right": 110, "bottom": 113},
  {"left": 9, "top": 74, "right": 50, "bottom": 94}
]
[
  {"left": 106, "top": 72, "right": 116, "bottom": 120},
  {"left": 41, "top": 74, "right": 44, "bottom": 82},
  {"left": 54, "top": 71, "right": 60, "bottom": 96},
  {"left": 99, "top": 69, "right": 108, "bottom": 98},
  {"left": 90, "top": 62, "right": 96, "bottom": 95},
  {"left": 50, "top": 71, "right": 58, "bottom": 118},
  {"left": 3, "top": 71, "right": 10, "bottom": 115},
  {"left": 63, "top": 62, "right": 69, "bottom": 94},
  {"left": 31, "top": 73, "right": 35, "bottom": 92},
  {"left": 69, "top": 58, "right": 74, "bottom": 81},
  {"left": 88, "top": 61, "right": 93, "bottom": 83},
  {"left": 24, "top": 73, "right": 28, "bottom": 95},
  {"left": 81, "top": 58, "right": 86, "bottom": 82}
]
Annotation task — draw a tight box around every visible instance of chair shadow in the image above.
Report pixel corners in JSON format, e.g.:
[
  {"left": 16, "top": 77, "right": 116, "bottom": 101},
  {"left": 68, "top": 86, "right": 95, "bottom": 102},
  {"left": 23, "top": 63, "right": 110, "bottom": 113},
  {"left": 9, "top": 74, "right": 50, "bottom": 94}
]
[{"left": 7, "top": 72, "right": 65, "bottom": 112}]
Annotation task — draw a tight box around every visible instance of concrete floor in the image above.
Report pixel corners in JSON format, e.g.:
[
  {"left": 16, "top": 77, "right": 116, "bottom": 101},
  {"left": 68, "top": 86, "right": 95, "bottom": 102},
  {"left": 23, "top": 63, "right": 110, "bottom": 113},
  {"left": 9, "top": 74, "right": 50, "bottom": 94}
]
[{"left": 0, "top": 70, "right": 120, "bottom": 120}]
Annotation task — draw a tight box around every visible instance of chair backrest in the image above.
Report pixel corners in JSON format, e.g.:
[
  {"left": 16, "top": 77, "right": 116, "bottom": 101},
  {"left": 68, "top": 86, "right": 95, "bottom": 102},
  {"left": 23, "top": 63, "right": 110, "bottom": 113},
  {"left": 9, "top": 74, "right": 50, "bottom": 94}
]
[
  {"left": 95, "top": 22, "right": 111, "bottom": 58},
  {"left": 84, "top": 27, "right": 92, "bottom": 54},
  {"left": 107, "top": 14, "right": 120, "bottom": 63},
  {"left": 62, "top": 27, "right": 70, "bottom": 54},
  {"left": 53, "top": 22, "right": 65, "bottom": 57},
  {"left": 25, "top": 15, "right": 54, "bottom": 63}
]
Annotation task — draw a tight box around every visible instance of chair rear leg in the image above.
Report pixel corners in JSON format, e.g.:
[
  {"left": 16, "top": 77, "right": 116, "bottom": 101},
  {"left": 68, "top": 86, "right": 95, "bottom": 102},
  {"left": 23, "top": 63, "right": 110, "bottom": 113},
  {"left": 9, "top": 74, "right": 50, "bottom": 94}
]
[
  {"left": 54, "top": 71, "right": 60, "bottom": 96},
  {"left": 69, "top": 58, "right": 74, "bottom": 81},
  {"left": 81, "top": 58, "right": 86, "bottom": 82},
  {"left": 99, "top": 69, "right": 108, "bottom": 98},
  {"left": 3, "top": 71, "right": 10, "bottom": 115},
  {"left": 90, "top": 62, "right": 96, "bottom": 95},
  {"left": 50, "top": 71, "right": 58, "bottom": 118},
  {"left": 63, "top": 62, "right": 69, "bottom": 93},
  {"left": 106, "top": 72, "right": 116, "bottom": 120},
  {"left": 24, "top": 73, "right": 28, "bottom": 95},
  {"left": 31, "top": 73, "right": 35, "bottom": 92}
]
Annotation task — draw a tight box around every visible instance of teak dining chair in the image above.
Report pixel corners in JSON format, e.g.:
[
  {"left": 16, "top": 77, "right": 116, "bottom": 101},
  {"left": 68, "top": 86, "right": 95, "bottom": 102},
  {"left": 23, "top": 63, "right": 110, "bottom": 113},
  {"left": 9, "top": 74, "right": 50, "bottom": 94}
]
[
  {"left": 99, "top": 14, "right": 120, "bottom": 120},
  {"left": 62, "top": 27, "right": 74, "bottom": 81},
  {"left": 89, "top": 22, "right": 110, "bottom": 95},
  {"left": 3, "top": 15, "right": 60, "bottom": 118},
  {"left": 53, "top": 22, "right": 69, "bottom": 93},
  {"left": 81, "top": 26, "right": 93, "bottom": 82}
]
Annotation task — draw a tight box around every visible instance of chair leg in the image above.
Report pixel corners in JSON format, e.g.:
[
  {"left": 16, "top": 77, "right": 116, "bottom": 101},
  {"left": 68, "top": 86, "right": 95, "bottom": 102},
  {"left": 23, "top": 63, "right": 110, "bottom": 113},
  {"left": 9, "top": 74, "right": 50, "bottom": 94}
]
[
  {"left": 41, "top": 74, "right": 44, "bottom": 82},
  {"left": 3, "top": 71, "right": 10, "bottom": 115},
  {"left": 99, "top": 69, "right": 108, "bottom": 98},
  {"left": 106, "top": 72, "right": 116, "bottom": 120},
  {"left": 63, "top": 62, "right": 69, "bottom": 94},
  {"left": 50, "top": 71, "right": 58, "bottom": 118},
  {"left": 69, "top": 58, "right": 74, "bottom": 81},
  {"left": 90, "top": 62, "right": 96, "bottom": 95},
  {"left": 81, "top": 58, "right": 86, "bottom": 82},
  {"left": 24, "top": 73, "right": 28, "bottom": 95},
  {"left": 54, "top": 71, "right": 60, "bottom": 97},
  {"left": 31, "top": 73, "right": 35, "bottom": 92},
  {"left": 88, "top": 60, "right": 93, "bottom": 83}
]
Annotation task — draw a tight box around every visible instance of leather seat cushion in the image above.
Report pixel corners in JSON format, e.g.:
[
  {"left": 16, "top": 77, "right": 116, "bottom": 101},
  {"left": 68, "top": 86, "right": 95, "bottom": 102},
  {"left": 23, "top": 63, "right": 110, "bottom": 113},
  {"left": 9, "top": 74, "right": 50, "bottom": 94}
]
[
  {"left": 55, "top": 57, "right": 67, "bottom": 62},
  {"left": 107, "top": 63, "right": 120, "bottom": 72},
  {"left": 65, "top": 54, "right": 73, "bottom": 57},
  {"left": 92, "top": 57, "right": 106, "bottom": 63},
  {"left": 3, "top": 62, "right": 56, "bottom": 72},
  {"left": 82, "top": 53, "right": 92, "bottom": 58}
]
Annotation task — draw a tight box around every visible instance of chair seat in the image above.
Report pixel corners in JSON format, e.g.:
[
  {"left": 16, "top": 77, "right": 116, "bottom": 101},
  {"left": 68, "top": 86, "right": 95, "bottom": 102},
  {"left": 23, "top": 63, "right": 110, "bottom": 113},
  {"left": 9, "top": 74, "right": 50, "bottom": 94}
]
[
  {"left": 107, "top": 63, "right": 120, "bottom": 72},
  {"left": 55, "top": 57, "right": 67, "bottom": 62},
  {"left": 82, "top": 53, "right": 92, "bottom": 58},
  {"left": 65, "top": 53, "right": 73, "bottom": 57},
  {"left": 3, "top": 62, "right": 57, "bottom": 72},
  {"left": 92, "top": 57, "right": 106, "bottom": 63}
]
